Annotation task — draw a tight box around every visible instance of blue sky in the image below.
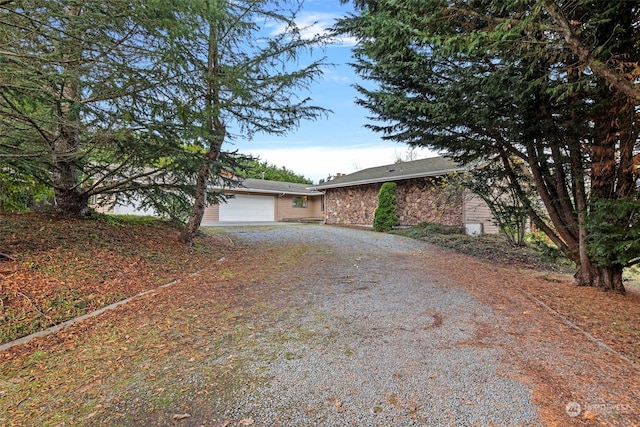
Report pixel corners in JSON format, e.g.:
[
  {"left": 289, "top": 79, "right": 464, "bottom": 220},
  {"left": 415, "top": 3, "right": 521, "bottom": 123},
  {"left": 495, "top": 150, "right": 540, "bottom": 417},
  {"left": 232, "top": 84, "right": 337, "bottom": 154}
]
[{"left": 229, "top": 0, "right": 437, "bottom": 184}]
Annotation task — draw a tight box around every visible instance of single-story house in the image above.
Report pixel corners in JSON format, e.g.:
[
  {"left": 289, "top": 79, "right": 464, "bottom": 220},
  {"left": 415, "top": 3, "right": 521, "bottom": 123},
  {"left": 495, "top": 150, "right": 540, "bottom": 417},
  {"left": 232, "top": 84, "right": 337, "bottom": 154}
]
[
  {"left": 313, "top": 156, "right": 498, "bottom": 234},
  {"left": 201, "top": 178, "right": 324, "bottom": 225},
  {"left": 94, "top": 177, "right": 324, "bottom": 224}
]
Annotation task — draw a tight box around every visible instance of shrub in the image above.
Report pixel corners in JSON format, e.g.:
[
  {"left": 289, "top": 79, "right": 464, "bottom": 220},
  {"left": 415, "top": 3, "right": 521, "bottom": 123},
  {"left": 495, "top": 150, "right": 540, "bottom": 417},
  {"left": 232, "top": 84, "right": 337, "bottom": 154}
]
[
  {"left": 415, "top": 221, "right": 464, "bottom": 235},
  {"left": 587, "top": 198, "right": 640, "bottom": 268},
  {"left": 373, "top": 182, "right": 399, "bottom": 232}
]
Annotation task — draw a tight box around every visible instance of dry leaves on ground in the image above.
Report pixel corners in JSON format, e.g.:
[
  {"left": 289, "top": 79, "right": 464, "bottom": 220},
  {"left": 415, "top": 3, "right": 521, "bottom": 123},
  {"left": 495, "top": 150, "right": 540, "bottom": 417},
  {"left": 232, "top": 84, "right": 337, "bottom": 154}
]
[{"left": 0, "top": 212, "right": 234, "bottom": 344}]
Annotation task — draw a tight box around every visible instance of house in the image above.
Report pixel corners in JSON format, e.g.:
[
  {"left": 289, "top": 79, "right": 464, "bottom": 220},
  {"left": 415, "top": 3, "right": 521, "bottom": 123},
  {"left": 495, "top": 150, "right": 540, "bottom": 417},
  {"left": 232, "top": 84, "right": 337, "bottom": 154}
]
[
  {"left": 313, "top": 156, "right": 498, "bottom": 234},
  {"left": 201, "top": 178, "right": 324, "bottom": 224},
  {"left": 95, "top": 177, "right": 324, "bottom": 224}
]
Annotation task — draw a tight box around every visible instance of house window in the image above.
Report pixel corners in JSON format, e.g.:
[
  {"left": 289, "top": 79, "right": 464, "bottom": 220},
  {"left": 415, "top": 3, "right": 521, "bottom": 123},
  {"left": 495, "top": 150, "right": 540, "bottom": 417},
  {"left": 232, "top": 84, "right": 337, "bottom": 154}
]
[{"left": 292, "top": 196, "right": 308, "bottom": 208}]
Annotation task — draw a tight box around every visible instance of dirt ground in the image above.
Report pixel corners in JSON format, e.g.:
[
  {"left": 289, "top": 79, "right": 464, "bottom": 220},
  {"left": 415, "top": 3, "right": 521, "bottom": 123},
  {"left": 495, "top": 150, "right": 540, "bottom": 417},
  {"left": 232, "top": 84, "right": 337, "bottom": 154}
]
[
  {"left": 1, "top": 218, "right": 639, "bottom": 426},
  {"left": 419, "top": 249, "right": 640, "bottom": 426}
]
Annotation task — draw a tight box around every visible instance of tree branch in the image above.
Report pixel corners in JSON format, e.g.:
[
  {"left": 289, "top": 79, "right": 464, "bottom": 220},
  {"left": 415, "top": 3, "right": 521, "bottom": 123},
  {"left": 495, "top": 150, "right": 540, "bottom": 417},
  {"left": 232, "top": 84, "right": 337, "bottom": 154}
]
[{"left": 543, "top": 0, "right": 640, "bottom": 101}]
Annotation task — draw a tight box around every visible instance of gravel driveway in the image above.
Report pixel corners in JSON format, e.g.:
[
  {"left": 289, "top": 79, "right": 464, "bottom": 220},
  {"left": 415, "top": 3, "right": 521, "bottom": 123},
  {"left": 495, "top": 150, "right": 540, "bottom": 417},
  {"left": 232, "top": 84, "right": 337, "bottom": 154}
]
[{"left": 214, "top": 225, "right": 540, "bottom": 426}]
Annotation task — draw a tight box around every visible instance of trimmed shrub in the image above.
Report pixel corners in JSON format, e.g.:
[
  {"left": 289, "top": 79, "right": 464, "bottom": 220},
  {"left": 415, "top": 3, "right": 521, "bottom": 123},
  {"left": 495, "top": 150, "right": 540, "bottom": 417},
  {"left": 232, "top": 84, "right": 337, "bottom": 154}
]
[{"left": 373, "top": 182, "right": 399, "bottom": 232}]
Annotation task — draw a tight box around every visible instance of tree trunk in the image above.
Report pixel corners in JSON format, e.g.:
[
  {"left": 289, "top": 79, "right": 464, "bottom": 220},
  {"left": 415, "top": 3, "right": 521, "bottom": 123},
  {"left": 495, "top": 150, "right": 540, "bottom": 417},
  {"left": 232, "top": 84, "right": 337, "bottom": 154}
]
[
  {"left": 52, "top": 4, "right": 88, "bottom": 218},
  {"left": 179, "top": 13, "right": 224, "bottom": 246},
  {"left": 54, "top": 185, "right": 90, "bottom": 217},
  {"left": 179, "top": 149, "right": 219, "bottom": 245},
  {"left": 52, "top": 115, "right": 88, "bottom": 217},
  {"left": 52, "top": 124, "right": 89, "bottom": 217},
  {"left": 574, "top": 263, "right": 626, "bottom": 294}
]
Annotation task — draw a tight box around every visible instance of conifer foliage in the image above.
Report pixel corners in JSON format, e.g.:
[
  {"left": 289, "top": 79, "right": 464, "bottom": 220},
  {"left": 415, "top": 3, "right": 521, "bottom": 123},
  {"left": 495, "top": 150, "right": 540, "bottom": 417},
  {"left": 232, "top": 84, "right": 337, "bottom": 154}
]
[
  {"left": 373, "top": 182, "right": 399, "bottom": 232},
  {"left": 336, "top": 0, "right": 640, "bottom": 292}
]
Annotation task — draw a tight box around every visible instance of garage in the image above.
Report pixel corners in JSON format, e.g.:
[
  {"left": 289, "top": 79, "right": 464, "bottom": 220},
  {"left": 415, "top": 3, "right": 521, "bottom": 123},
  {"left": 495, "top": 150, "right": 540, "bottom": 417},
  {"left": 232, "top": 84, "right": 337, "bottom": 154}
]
[{"left": 219, "top": 194, "right": 275, "bottom": 221}]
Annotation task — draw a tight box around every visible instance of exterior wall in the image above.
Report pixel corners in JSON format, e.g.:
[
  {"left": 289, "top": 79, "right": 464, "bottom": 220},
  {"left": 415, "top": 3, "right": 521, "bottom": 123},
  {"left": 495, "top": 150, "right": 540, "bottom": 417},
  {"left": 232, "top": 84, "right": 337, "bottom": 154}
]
[
  {"left": 91, "top": 194, "right": 115, "bottom": 214},
  {"left": 91, "top": 194, "right": 157, "bottom": 216},
  {"left": 463, "top": 191, "right": 499, "bottom": 234},
  {"left": 275, "top": 194, "right": 323, "bottom": 221},
  {"left": 94, "top": 190, "right": 323, "bottom": 223},
  {"left": 202, "top": 192, "right": 323, "bottom": 223},
  {"left": 202, "top": 204, "right": 219, "bottom": 225},
  {"left": 324, "top": 177, "right": 463, "bottom": 227},
  {"left": 395, "top": 177, "right": 463, "bottom": 227},
  {"left": 324, "top": 183, "right": 379, "bottom": 225}
]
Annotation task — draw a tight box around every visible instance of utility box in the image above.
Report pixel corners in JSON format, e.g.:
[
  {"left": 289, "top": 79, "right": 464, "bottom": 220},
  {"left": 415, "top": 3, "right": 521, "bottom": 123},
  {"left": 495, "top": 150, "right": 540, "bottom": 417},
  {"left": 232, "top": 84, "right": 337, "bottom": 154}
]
[{"left": 464, "top": 223, "right": 483, "bottom": 236}]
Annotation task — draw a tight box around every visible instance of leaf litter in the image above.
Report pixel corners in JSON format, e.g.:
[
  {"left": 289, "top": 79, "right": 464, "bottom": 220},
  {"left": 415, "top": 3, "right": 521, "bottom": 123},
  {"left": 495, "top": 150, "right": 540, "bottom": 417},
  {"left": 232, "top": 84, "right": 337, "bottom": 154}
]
[{"left": 0, "top": 216, "right": 639, "bottom": 426}]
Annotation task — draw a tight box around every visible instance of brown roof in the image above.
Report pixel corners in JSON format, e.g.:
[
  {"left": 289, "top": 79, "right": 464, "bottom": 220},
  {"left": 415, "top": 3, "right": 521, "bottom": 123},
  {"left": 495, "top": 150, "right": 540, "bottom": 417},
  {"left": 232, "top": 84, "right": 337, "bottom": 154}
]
[
  {"left": 313, "top": 156, "right": 463, "bottom": 190},
  {"left": 214, "top": 177, "right": 322, "bottom": 196}
]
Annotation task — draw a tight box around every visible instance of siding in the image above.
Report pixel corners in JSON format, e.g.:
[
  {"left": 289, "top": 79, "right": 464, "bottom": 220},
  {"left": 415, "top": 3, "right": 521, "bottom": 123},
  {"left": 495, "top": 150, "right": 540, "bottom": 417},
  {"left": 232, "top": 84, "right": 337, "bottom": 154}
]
[
  {"left": 276, "top": 195, "right": 323, "bottom": 220},
  {"left": 463, "top": 192, "right": 499, "bottom": 234},
  {"left": 202, "top": 204, "right": 219, "bottom": 225},
  {"left": 91, "top": 194, "right": 115, "bottom": 214}
]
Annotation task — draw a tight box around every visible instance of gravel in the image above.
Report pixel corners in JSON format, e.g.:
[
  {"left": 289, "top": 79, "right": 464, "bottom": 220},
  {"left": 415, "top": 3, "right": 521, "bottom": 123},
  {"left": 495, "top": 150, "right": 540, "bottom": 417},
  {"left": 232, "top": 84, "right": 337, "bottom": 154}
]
[{"left": 212, "top": 225, "right": 540, "bottom": 426}]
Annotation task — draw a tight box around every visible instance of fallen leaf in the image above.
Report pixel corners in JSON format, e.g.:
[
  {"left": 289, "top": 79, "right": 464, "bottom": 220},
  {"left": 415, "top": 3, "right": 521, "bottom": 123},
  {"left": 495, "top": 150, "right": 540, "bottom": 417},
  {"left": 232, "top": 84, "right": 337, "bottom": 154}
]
[
  {"left": 172, "top": 413, "right": 191, "bottom": 420},
  {"left": 238, "top": 418, "right": 254, "bottom": 426}
]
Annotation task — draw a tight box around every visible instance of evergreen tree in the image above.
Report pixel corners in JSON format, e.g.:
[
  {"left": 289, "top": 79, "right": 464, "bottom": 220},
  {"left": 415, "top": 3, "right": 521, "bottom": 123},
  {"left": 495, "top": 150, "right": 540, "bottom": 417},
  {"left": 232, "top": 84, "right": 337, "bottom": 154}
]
[
  {"left": 240, "top": 158, "right": 312, "bottom": 184},
  {"left": 336, "top": 0, "right": 640, "bottom": 292},
  {"left": 0, "top": 1, "right": 327, "bottom": 243},
  {"left": 373, "top": 182, "right": 399, "bottom": 232},
  {"left": 147, "top": 0, "right": 328, "bottom": 245},
  {"left": 0, "top": 1, "right": 197, "bottom": 217}
]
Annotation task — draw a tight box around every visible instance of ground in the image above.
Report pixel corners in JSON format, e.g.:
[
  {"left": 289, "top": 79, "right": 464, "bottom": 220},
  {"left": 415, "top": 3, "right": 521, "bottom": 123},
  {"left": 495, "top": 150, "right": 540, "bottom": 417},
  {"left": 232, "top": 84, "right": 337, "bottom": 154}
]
[
  {"left": 0, "top": 212, "right": 234, "bottom": 344},
  {"left": 1, "top": 213, "right": 639, "bottom": 426}
]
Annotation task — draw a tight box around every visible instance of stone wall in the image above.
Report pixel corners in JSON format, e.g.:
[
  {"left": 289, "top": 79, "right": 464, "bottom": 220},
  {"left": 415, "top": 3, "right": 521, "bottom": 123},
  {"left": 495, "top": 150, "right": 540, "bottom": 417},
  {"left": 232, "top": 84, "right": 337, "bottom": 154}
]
[
  {"left": 324, "top": 177, "right": 463, "bottom": 227},
  {"left": 324, "top": 183, "right": 379, "bottom": 225}
]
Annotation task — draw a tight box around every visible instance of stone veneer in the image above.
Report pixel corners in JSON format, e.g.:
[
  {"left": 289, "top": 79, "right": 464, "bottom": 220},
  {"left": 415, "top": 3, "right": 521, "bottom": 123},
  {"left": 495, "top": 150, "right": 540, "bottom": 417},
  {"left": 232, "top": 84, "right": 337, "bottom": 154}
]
[{"left": 324, "top": 177, "right": 463, "bottom": 227}]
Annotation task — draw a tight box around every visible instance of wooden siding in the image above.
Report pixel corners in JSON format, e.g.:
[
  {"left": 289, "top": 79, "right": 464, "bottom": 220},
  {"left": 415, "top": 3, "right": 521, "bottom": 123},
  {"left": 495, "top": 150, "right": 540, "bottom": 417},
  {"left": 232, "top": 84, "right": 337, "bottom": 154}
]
[
  {"left": 463, "top": 192, "right": 499, "bottom": 234},
  {"left": 202, "top": 203, "right": 219, "bottom": 225},
  {"left": 276, "top": 194, "right": 323, "bottom": 220},
  {"left": 90, "top": 194, "right": 115, "bottom": 214}
]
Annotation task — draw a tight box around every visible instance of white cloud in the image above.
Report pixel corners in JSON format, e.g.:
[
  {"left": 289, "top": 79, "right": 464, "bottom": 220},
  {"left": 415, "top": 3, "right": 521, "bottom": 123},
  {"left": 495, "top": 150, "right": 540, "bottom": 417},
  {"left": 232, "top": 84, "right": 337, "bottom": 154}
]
[
  {"left": 268, "top": 11, "right": 358, "bottom": 47},
  {"left": 321, "top": 68, "right": 351, "bottom": 83}
]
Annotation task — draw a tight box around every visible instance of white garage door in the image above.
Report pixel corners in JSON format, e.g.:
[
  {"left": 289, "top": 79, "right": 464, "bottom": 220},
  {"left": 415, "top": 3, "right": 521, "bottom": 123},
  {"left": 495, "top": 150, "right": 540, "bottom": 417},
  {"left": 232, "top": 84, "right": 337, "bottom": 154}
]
[{"left": 219, "top": 194, "right": 275, "bottom": 221}]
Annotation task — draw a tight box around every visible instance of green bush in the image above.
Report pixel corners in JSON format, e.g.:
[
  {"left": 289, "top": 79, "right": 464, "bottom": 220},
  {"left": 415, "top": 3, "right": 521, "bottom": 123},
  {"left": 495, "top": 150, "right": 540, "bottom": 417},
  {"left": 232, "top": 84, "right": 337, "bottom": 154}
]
[
  {"left": 373, "top": 182, "right": 399, "bottom": 232},
  {"left": 415, "top": 221, "right": 464, "bottom": 235},
  {"left": 524, "top": 231, "right": 568, "bottom": 264},
  {"left": 587, "top": 198, "right": 640, "bottom": 267}
]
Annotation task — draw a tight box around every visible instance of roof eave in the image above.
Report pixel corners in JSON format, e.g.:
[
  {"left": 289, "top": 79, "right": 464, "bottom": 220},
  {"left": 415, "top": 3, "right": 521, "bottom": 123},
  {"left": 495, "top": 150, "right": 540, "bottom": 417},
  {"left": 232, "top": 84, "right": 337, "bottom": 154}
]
[
  {"left": 312, "top": 167, "right": 465, "bottom": 190},
  {"left": 218, "top": 187, "right": 322, "bottom": 196}
]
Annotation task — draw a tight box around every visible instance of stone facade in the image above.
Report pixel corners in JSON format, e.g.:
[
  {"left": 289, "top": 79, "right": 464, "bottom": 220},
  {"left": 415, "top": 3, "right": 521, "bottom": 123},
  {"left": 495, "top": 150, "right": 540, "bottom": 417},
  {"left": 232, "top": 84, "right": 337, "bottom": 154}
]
[
  {"left": 324, "top": 183, "right": 379, "bottom": 225},
  {"left": 324, "top": 177, "right": 463, "bottom": 227}
]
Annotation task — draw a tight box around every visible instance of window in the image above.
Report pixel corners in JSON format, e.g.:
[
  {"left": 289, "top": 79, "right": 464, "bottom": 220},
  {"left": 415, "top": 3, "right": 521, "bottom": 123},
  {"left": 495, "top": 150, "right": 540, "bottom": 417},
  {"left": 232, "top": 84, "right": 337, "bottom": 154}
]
[{"left": 292, "top": 196, "right": 308, "bottom": 208}]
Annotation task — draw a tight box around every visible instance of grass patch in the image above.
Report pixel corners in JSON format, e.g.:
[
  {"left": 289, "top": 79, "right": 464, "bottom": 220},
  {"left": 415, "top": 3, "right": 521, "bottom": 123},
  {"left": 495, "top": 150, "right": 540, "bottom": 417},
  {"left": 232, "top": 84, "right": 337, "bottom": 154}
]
[{"left": 91, "top": 211, "right": 167, "bottom": 227}]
